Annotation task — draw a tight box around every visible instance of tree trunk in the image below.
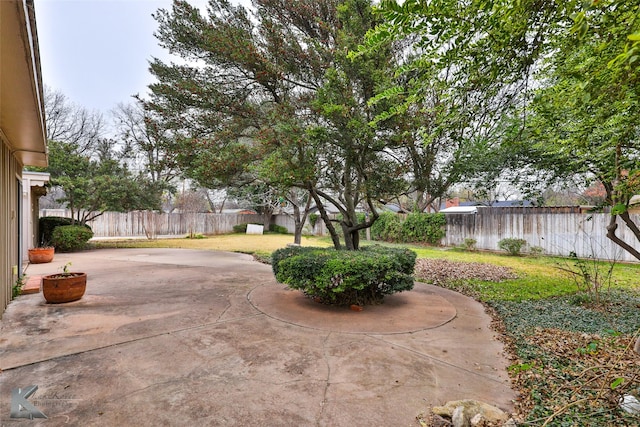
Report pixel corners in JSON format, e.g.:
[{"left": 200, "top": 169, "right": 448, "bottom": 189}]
[
  {"left": 342, "top": 227, "right": 360, "bottom": 250},
  {"left": 292, "top": 202, "right": 303, "bottom": 245},
  {"left": 310, "top": 188, "right": 341, "bottom": 249},
  {"left": 607, "top": 213, "right": 640, "bottom": 261},
  {"left": 262, "top": 206, "right": 274, "bottom": 231}
]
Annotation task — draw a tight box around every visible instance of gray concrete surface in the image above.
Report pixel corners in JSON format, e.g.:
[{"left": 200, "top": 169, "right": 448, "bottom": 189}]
[{"left": 0, "top": 248, "right": 516, "bottom": 426}]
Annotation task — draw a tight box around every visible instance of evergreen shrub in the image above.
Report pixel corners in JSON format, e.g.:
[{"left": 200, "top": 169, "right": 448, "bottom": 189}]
[
  {"left": 233, "top": 224, "right": 248, "bottom": 233},
  {"left": 370, "top": 211, "right": 402, "bottom": 241},
  {"left": 39, "top": 216, "right": 74, "bottom": 245},
  {"left": 498, "top": 238, "right": 528, "bottom": 256},
  {"left": 51, "top": 225, "right": 94, "bottom": 252},
  {"left": 399, "top": 212, "right": 446, "bottom": 244},
  {"left": 268, "top": 224, "right": 288, "bottom": 234},
  {"left": 271, "top": 245, "right": 416, "bottom": 306}
]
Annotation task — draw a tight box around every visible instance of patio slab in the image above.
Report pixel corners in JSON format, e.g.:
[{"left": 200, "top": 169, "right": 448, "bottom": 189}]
[{"left": 0, "top": 248, "right": 516, "bottom": 425}]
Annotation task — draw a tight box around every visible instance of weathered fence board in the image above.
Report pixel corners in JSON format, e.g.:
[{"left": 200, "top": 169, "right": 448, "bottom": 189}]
[
  {"left": 40, "top": 210, "right": 323, "bottom": 238},
  {"left": 83, "top": 211, "right": 266, "bottom": 237}
]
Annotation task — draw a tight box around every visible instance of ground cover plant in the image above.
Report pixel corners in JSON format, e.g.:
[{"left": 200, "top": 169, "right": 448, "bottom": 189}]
[
  {"left": 409, "top": 245, "right": 640, "bottom": 426},
  {"left": 93, "top": 235, "right": 639, "bottom": 425}
]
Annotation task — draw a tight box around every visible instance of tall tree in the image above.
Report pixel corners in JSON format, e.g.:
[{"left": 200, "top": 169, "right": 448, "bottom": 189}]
[
  {"left": 368, "top": 0, "right": 640, "bottom": 260},
  {"left": 356, "top": 0, "right": 553, "bottom": 212},
  {"left": 46, "top": 139, "right": 162, "bottom": 225},
  {"left": 44, "top": 86, "right": 104, "bottom": 153},
  {"left": 521, "top": 1, "right": 640, "bottom": 260},
  {"left": 42, "top": 88, "right": 163, "bottom": 224},
  {"left": 113, "top": 101, "right": 181, "bottom": 186},
  {"left": 146, "top": 0, "right": 408, "bottom": 250}
]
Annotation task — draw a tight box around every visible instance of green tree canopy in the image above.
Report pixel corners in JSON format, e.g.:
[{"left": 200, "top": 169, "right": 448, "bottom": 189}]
[
  {"left": 146, "top": 0, "right": 411, "bottom": 250},
  {"left": 47, "top": 139, "right": 162, "bottom": 225},
  {"left": 522, "top": 1, "right": 640, "bottom": 259},
  {"left": 40, "top": 87, "right": 163, "bottom": 225},
  {"left": 365, "top": 0, "right": 640, "bottom": 260}
]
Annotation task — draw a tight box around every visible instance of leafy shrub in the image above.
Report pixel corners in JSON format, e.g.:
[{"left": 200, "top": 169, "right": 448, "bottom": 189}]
[
  {"left": 399, "top": 213, "right": 446, "bottom": 244},
  {"left": 271, "top": 245, "right": 319, "bottom": 277},
  {"left": 498, "top": 238, "right": 527, "bottom": 256},
  {"left": 185, "top": 233, "right": 206, "bottom": 239},
  {"left": 309, "top": 213, "right": 319, "bottom": 229},
  {"left": 361, "top": 245, "right": 417, "bottom": 274},
  {"left": 271, "top": 245, "right": 416, "bottom": 306},
  {"left": 269, "top": 224, "right": 288, "bottom": 234},
  {"left": 39, "top": 216, "right": 73, "bottom": 245},
  {"left": 232, "top": 223, "right": 248, "bottom": 233},
  {"left": 51, "top": 225, "right": 94, "bottom": 252},
  {"left": 463, "top": 238, "right": 477, "bottom": 251},
  {"left": 529, "top": 246, "right": 544, "bottom": 256},
  {"left": 370, "top": 211, "right": 402, "bottom": 241},
  {"left": 39, "top": 217, "right": 92, "bottom": 247}
]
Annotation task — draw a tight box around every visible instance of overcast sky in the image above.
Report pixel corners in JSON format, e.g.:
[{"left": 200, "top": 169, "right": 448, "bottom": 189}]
[{"left": 34, "top": 0, "right": 248, "bottom": 117}]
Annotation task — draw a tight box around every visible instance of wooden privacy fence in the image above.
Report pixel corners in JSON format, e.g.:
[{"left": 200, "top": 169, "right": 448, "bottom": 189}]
[
  {"left": 84, "top": 211, "right": 266, "bottom": 237},
  {"left": 40, "top": 210, "right": 323, "bottom": 238},
  {"left": 443, "top": 207, "right": 640, "bottom": 262},
  {"left": 42, "top": 208, "right": 638, "bottom": 262}
]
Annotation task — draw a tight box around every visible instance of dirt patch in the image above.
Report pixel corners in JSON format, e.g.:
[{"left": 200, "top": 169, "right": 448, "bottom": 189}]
[{"left": 414, "top": 259, "right": 518, "bottom": 285}]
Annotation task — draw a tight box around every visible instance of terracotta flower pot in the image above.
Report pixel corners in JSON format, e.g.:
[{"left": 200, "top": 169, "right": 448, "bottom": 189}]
[
  {"left": 28, "top": 247, "right": 54, "bottom": 264},
  {"left": 42, "top": 272, "right": 87, "bottom": 303}
]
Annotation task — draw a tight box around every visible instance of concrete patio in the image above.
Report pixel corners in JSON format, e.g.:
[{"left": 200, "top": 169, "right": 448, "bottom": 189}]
[{"left": 0, "top": 248, "right": 516, "bottom": 425}]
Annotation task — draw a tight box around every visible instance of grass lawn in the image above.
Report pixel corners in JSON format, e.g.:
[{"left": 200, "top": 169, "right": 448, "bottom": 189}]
[
  {"left": 93, "top": 233, "right": 640, "bottom": 426},
  {"left": 93, "top": 233, "right": 331, "bottom": 260}
]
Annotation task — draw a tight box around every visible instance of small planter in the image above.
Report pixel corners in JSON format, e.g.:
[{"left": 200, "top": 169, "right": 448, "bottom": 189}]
[
  {"left": 28, "top": 247, "right": 54, "bottom": 264},
  {"left": 42, "top": 272, "right": 87, "bottom": 303}
]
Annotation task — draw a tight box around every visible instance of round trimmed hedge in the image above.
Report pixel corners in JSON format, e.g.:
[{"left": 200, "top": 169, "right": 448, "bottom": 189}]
[
  {"left": 272, "top": 245, "right": 416, "bottom": 306},
  {"left": 51, "top": 225, "right": 94, "bottom": 252},
  {"left": 39, "top": 216, "right": 93, "bottom": 247}
]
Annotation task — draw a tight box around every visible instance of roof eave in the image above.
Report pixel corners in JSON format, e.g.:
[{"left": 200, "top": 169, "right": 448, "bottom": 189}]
[{"left": 0, "top": 0, "right": 48, "bottom": 167}]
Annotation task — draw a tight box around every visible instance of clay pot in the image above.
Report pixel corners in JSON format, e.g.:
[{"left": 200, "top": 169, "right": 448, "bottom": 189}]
[
  {"left": 42, "top": 272, "right": 87, "bottom": 303},
  {"left": 28, "top": 247, "right": 54, "bottom": 264}
]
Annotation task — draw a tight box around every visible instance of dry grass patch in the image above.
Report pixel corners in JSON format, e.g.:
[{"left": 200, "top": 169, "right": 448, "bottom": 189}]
[{"left": 93, "top": 234, "right": 331, "bottom": 255}]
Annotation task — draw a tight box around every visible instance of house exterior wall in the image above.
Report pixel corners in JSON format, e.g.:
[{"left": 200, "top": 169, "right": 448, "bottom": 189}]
[
  {"left": 21, "top": 171, "right": 49, "bottom": 257},
  {"left": 1, "top": 138, "right": 21, "bottom": 315},
  {"left": 0, "top": 0, "right": 48, "bottom": 317}
]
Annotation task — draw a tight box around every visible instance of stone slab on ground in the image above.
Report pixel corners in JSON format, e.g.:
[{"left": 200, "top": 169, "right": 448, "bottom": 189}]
[{"left": 20, "top": 275, "right": 41, "bottom": 294}]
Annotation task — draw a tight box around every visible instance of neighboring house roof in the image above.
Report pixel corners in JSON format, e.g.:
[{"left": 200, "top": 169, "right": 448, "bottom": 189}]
[
  {"left": 309, "top": 203, "right": 341, "bottom": 215},
  {"left": 221, "top": 209, "right": 257, "bottom": 215},
  {"left": 488, "top": 200, "right": 534, "bottom": 207},
  {"left": 440, "top": 200, "right": 534, "bottom": 209},
  {"left": 440, "top": 206, "right": 478, "bottom": 214},
  {"left": 382, "top": 203, "right": 407, "bottom": 213},
  {"left": 0, "top": 0, "right": 48, "bottom": 167}
]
